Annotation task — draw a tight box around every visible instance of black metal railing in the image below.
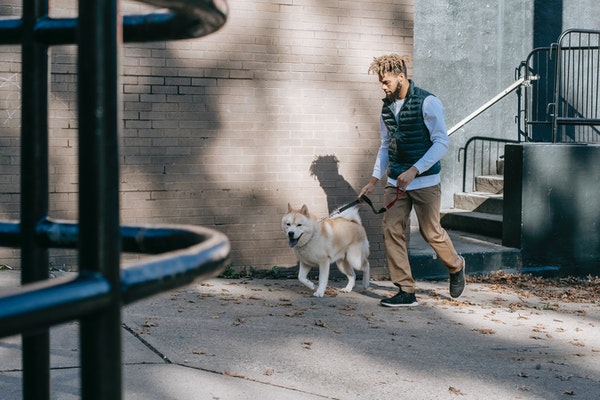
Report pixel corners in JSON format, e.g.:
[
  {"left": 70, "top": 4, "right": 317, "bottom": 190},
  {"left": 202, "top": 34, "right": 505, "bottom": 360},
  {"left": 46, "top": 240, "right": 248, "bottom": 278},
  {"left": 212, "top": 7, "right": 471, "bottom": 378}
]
[
  {"left": 553, "top": 29, "right": 600, "bottom": 143},
  {"left": 0, "top": 1, "right": 230, "bottom": 399},
  {"left": 458, "top": 136, "right": 519, "bottom": 193},
  {"left": 518, "top": 29, "right": 600, "bottom": 143},
  {"left": 517, "top": 46, "right": 557, "bottom": 142}
]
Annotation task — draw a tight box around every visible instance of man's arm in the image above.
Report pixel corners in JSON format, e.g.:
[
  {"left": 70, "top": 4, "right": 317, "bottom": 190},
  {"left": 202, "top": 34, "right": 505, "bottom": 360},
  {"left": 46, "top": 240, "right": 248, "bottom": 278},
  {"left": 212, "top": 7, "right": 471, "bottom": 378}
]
[{"left": 412, "top": 95, "right": 449, "bottom": 174}]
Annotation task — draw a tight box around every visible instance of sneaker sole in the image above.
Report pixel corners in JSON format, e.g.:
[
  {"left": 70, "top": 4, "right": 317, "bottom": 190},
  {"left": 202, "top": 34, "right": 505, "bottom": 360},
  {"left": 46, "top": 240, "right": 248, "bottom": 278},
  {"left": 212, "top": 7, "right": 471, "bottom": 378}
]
[{"left": 380, "top": 300, "right": 418, "bottom": 307}]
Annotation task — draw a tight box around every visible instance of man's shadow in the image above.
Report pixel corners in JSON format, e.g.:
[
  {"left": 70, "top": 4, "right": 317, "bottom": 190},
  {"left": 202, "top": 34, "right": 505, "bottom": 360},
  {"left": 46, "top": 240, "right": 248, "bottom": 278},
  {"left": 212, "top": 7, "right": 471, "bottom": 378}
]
[{"left": 309, "top": 155, "right": 357, "bottom": 213}]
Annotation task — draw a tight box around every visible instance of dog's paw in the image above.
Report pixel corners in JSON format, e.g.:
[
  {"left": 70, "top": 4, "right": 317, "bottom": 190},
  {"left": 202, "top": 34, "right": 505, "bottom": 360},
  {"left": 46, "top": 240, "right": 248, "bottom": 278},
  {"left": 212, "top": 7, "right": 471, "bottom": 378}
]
[
  {"left": 312, "top": 290, "right": 325, "bottom": 297},
  {"left": 340, "top": 287, "right": 353, "bottom": 293},
  {"left": 299, "top": 280, "right": 316, "bottom": 290}
]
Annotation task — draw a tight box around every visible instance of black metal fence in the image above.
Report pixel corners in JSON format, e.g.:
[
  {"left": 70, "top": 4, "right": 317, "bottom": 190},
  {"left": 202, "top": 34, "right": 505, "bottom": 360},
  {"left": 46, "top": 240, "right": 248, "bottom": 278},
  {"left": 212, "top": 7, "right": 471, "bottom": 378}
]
[
  {"left": 518, "top": 29, "right": 600, "bottom": 143},
  {"left": 0, "top": 1, "right": 230, "bottom": 399}
]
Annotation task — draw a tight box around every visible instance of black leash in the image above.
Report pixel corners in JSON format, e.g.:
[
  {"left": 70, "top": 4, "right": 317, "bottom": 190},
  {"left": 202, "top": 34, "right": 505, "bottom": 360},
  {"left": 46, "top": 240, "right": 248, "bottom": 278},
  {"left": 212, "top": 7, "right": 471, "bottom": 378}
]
[{"left": 331, "top": 186, "right": 405, "bottom": 216}]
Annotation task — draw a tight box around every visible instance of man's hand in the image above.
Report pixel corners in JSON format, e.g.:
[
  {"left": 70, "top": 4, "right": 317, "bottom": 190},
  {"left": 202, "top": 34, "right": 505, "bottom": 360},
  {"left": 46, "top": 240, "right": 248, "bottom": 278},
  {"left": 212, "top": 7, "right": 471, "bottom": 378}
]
[
  {"left": 359, "top": 177, "right": 379, "bottom": 199},
  {"left": 396, "top": 166, "right": 419, "bottom": 190}
]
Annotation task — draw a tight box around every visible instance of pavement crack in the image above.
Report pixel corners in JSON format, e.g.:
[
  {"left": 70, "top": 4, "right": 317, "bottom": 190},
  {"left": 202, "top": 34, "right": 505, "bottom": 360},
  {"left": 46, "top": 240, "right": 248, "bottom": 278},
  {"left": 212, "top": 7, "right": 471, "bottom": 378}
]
[{"left": 121, "top": 322, "right": 172, "bottom": 364}]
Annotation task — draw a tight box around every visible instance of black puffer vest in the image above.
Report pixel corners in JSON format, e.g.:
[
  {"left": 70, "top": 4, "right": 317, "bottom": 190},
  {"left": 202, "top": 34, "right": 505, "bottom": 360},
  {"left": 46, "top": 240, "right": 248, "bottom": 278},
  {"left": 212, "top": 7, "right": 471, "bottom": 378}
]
[{"left": 381, "top": 81, "right": 441, "bottom": 179}]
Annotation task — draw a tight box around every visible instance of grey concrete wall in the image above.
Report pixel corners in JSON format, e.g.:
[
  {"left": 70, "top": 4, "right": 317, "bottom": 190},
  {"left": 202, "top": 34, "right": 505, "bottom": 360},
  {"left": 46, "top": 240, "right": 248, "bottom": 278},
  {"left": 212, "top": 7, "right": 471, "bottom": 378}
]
[
  {"left": 563, "top": 0, "right": 600, "bottom": 31},
  {"left": 503, "top": 143, "right": 600, "bottom": 274}
]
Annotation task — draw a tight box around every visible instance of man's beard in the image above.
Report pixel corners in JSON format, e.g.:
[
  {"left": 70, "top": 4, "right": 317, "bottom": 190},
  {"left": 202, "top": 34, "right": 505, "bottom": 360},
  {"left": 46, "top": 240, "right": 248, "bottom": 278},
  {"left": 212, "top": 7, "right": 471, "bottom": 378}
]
[{"left": 387, "top": 84, "right": 402, "bottom": 101}]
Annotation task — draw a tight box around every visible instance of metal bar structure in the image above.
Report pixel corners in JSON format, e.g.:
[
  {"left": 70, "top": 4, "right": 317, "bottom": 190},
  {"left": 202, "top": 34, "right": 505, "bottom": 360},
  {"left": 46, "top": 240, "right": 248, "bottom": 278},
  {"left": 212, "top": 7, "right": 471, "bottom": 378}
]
[
  {"left": 516, "top": 46, "right": 557, "bottom": 142},
  {"left": 458, "top": 136, "right": 520, "bottom": 193},
  {"left": 552, "top": 29, "right": 600, "bottom": 143},
  {"left": 518, "top": 29, "right": 600, "bottom": 143},
  {"left": 0, "top": 1, "right": 230, "bottom": 399}
]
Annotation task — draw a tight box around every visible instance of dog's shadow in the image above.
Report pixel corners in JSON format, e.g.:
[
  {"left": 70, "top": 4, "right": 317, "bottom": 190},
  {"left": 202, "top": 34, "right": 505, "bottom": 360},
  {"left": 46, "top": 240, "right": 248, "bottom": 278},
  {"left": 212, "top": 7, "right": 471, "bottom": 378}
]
[{"left": 309, "top": 154, "right": 357, "bottom": 213}]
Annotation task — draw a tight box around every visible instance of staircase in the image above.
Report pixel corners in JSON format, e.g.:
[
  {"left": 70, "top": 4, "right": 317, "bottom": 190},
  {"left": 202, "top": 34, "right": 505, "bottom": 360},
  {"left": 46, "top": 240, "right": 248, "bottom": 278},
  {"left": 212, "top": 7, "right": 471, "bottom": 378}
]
[{"left": 441, "top": 161, "right": 505, "bottom": 238}]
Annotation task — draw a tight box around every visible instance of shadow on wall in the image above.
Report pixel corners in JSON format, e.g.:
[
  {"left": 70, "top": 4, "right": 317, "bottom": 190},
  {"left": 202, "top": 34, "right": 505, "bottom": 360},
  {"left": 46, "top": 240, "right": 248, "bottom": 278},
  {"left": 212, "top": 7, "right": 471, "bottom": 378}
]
[
  {"left": 309, "top": 155, "right": 358, "bottom": 214},
  {"left": 309, "top": 154, "right": 388, "bottom": 275}
]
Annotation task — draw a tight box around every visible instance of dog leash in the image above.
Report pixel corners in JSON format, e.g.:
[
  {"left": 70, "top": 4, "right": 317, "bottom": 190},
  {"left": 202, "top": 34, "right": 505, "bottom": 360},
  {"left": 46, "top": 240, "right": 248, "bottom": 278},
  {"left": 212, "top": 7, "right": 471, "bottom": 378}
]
[
  {"left": 361, "top": 186, "right": 405, "bottom": 214},
  {"left": 330, "top": 186, "right": 405, "bottom": 217}
]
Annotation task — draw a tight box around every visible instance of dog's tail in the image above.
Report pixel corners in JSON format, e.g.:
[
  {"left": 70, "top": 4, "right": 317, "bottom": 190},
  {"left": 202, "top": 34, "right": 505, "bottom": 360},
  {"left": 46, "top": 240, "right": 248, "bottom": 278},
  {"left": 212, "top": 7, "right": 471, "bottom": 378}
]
[{"left": 334, "top": 205, "right": 362, "bottom": 224}]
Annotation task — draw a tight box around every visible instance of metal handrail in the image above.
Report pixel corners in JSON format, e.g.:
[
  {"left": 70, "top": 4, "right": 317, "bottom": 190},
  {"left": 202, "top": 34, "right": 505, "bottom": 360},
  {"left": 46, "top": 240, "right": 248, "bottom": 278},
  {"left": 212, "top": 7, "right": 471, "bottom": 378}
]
[
  {"left": 448, "top": 76, "right": 537, "bottom": 137},
  {"left": 0, "top": 222, "right": 230, "bottom": 338},
  {"left": 0, "top": 0, "right": 227, "bottom": 45}
]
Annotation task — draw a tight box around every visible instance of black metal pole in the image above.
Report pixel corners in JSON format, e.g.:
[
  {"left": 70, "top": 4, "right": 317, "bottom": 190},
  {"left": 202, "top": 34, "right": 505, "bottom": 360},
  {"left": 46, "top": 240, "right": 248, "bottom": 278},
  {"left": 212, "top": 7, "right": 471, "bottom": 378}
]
[
  {"left": 77, "top": 0, "right": 123, "bottom": 399},
  {"left": 21, "top": 0, "right": 50, "bottom": 398}
]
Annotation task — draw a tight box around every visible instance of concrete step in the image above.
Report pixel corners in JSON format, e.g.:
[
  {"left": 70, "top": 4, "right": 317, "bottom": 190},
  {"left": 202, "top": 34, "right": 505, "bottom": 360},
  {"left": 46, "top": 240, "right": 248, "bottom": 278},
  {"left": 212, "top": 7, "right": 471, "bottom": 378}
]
[
  {"left": 440, "top": 209, "right": 502, "bottom": 238},
  {"left": 407, "top": 227, "right": 521, "bottom": 280},
  {"left": 452, "top": 192, "right": 504, "bottom": 214},
  {"left": 475, "top": 174, "right": 504, "bottom": 193}
]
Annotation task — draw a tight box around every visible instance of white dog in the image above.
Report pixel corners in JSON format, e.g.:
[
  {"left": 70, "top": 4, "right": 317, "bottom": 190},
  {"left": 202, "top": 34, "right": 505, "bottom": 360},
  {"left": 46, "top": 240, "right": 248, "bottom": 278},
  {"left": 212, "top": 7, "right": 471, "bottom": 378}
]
[{"left": 282, "top": 203, "right": 370, "bottom": 297}]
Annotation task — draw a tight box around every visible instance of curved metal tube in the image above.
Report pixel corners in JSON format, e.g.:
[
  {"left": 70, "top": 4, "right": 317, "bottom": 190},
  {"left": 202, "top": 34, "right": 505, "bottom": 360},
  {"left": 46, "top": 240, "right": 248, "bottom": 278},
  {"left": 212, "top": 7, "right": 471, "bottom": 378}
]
[
  {"left": 0, "top": 222, "right": 230, "bottom": 337},
  {"left": 0, "top": 0, "right": 228, "bottom": 45}
]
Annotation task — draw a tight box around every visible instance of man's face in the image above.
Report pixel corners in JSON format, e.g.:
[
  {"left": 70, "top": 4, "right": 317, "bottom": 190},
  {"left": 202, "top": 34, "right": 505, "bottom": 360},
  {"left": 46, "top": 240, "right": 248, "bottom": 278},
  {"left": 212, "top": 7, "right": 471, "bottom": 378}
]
[{"left": 379, "top": 72, "right": 405, "bottom": 100}]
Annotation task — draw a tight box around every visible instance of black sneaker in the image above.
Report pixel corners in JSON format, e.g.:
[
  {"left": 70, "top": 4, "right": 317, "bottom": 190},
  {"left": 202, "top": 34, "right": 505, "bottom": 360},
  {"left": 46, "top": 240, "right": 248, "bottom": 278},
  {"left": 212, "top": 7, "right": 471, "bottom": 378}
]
[
  {"left": 449, "top": 256, "right": 466, "bottom": 298},
  {"left": 380, "top": 290, "right": 418, "bottom": 307}
]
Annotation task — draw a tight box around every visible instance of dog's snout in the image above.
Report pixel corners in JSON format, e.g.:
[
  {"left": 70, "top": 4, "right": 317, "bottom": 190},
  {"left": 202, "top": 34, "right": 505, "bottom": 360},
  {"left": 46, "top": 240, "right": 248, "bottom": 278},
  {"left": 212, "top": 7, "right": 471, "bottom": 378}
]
[{"left": 288, "top": 231, "right": 295, "bottom": 239}]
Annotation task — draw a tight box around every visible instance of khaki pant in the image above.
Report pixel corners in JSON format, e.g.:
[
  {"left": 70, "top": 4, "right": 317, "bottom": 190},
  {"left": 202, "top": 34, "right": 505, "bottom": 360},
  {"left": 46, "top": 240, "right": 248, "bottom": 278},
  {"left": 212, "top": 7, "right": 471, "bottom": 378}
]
[{"left": 382, "top": 183, "right": 463, "bottom": 293}]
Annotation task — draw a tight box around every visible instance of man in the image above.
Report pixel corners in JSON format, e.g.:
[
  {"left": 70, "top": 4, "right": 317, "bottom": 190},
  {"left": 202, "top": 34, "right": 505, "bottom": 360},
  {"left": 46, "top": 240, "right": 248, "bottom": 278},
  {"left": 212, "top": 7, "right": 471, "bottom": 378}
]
[{"left": 359, "top": 54, "right": 465, "bottom": 307}]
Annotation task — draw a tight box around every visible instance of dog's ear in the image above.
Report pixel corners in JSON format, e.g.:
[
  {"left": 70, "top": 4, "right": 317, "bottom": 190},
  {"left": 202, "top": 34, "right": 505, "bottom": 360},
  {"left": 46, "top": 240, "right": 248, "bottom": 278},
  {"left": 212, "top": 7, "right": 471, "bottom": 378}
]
[
  {"left": 287, "top": 203, "right": 293, "bottom": 212},
  {"left": 300, "top": 204, "right": 309, "bottom": 216}
]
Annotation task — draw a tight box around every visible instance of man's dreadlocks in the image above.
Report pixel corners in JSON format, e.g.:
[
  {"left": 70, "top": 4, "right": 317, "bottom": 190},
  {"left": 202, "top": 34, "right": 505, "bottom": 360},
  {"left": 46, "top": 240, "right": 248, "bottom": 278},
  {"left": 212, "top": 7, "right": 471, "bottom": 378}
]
[{"left": 368, "top": 54, "right": 410, "bottom": 76}]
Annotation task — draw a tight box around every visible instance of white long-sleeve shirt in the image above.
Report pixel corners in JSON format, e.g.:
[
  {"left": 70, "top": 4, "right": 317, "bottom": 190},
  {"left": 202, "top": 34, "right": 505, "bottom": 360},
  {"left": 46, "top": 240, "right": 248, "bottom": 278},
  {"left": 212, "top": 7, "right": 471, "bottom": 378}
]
[{"left": 372, "top": 95, "right": 449, "bottom": 190}]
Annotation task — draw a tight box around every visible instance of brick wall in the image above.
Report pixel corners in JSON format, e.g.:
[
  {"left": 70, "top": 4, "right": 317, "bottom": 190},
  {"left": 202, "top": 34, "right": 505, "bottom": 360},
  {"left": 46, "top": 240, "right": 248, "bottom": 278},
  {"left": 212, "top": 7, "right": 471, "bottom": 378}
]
[{"left": 0, "top": 0, "right": 414, "bottom": 276}]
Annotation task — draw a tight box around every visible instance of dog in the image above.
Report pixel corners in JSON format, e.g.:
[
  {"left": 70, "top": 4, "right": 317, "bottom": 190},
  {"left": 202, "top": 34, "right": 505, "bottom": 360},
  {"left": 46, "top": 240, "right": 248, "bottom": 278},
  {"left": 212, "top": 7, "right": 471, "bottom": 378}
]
[{"left": 282, "top": 203, "right": 370, "bottom": 297}]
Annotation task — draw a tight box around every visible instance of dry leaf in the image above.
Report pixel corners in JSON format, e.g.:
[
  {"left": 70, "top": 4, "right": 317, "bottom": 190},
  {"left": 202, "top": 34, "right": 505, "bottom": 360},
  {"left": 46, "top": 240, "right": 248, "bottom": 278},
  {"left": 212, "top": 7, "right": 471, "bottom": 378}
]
[
  {"left": 240, "top": 294, "right": 262, "bottom": 300},
  {"left": 224, "top": 370, "right": 245, "bottom": 378},
  {"left": 472, "top": 328, "right": 495, "bottom": 334},
  {"left": 285, "top": 310, "right": 305, "bottom": 317},
  {"left": 143, "top": 320, "right": 157, "bottom": 328},
  {"left": 314, "top": 320, "right": 328, "bottom": 328},
  {"left": 448, "top": 386, "right": 465, "bottom": 396}
]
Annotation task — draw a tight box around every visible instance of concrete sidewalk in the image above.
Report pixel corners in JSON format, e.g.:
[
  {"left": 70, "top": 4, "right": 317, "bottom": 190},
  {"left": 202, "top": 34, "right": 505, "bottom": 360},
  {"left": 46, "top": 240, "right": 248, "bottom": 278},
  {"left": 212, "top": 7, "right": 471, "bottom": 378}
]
[{"left": 1, "top": 269, "right": 599, "bottom": 399}]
